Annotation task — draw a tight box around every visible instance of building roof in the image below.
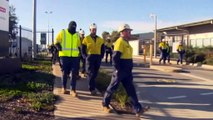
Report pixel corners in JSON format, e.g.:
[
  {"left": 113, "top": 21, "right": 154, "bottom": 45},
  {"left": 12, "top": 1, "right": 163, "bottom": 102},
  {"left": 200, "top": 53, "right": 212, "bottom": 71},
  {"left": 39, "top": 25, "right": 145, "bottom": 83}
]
[{"left": 158, "top": 19, "right": 213, "bottom": 32}]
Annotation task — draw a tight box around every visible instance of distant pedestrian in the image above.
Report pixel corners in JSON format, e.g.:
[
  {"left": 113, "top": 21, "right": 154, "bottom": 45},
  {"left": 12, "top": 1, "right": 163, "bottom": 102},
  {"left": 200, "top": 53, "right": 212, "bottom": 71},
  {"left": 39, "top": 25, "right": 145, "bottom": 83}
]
[
  {"left": 81, "top": 23, "right": 105, "bottom": 95},
  {"left": 177, "top": 41, "right": 185, "bottom": 65},
  {"left": 79, "top": 29, "right": 86, "bottom": 75},
  {"left": 54, "top": 21, "right": 81, "bottom": 97},
  {"left": 102, "top": 24, "right": 149, "bottom": 116},
  {"left": 165, "top": 40, "right": 171, "bottom": 64},
  {"left": 105, "top": 36, "right": 113, "bottom": 64},
  {"left": 159, "top": 39, "right": 169, "bottom": 64},
  {"left": 50, "top": 44, "right": 59, "bottom": 64}
]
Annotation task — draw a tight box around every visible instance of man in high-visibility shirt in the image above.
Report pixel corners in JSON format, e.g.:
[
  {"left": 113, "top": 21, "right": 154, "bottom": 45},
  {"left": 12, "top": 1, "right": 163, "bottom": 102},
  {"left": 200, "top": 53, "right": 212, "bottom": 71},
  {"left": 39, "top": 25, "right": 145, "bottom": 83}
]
[
  {"left": 105, "top": 36, "right": 113, "bottom": 64},
  {"left": 79, "top": 29, "right": 86, "bottom": 75},
  {"left": 102, "top": 24, "right": 149, "bottom": 116},
  {"left": 177, "top": 41, "right": 185, "bottom": 65},
  {"left": 54, "top": 21, "right": 81, "bottom": 97},
  {"left": 159, "top": 39, "right": 169, "bottom": 64},
  {"left": 81, "top": 23, "right": 105, "bottom": 95}
]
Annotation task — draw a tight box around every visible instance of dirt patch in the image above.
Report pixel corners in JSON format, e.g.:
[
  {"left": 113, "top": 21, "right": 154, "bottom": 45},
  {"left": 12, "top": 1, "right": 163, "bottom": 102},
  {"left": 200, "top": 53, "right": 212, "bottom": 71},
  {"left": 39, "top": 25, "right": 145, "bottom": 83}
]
[{"left": 0, "top": 98, "right": 54, "bottom": 120}]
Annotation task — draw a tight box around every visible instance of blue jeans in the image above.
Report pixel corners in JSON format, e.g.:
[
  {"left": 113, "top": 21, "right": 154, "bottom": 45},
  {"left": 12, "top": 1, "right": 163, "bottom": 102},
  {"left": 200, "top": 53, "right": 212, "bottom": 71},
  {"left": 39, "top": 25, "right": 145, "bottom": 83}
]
[
  {"left": 61, "top": 57, "right": 80, "bottom": 90},
  {"left": 177, "top": 53, "right": 184, "bottom": 64}
]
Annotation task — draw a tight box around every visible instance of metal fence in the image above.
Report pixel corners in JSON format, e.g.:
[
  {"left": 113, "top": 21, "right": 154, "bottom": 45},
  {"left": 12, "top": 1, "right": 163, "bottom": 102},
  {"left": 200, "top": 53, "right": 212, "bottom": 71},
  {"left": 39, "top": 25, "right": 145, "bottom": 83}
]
[{"left": 9, "top": 25, "right": 54, "bottom": 60}]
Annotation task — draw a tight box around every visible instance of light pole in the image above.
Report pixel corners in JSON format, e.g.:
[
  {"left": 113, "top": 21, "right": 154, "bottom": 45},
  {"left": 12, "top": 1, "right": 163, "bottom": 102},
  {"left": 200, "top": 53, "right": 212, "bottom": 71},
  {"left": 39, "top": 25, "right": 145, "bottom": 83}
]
[
  {"left": 150, "top": 13, "right": 157, "bottom": 58},
  {"left": 45, "top": 11, "right": 52, "bottom": 46},
  {"left": 32, "top": 0, "right": 37, "bottom": 59}
]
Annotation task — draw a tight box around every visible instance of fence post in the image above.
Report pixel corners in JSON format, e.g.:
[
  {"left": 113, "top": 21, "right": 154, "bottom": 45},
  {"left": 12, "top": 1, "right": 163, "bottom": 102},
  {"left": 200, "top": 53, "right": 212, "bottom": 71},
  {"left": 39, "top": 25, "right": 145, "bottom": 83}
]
[
  {"left": 19, "top": 25, "right": 22, "bottom": 60},
  {"left": 150, "top": 43, "right": 153, "bottom": 65},
  {"left": 52, "top": 28, "right": 54, "bottom": 44},
  {"left": 143, "top": 45, "right": 146, "bottom": 64}
]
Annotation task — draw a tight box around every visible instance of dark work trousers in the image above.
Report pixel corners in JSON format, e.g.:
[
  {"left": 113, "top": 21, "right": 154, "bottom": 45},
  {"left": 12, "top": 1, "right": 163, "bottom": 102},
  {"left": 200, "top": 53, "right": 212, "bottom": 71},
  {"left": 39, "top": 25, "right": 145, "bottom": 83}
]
[
  {"left": 80, "top": 55, "right": 86, "bottom": 73},
  {"left": 86, "top": 55, "right": 102, "bottom": 91},
  {"left": 103, "top": 61, "right": 142, "bottom": 113},
  {"left": 177, "top": 53, "right": 184, "bottom": 64},
  {"left": 159, "top": 49, "right": 168, "bottom": 64},
  {"left": 167, "top": 53, "right": 171, "bottom": 63},
  {"left": 61, "top": 57, "right": 80, "bottom": 90},
  {"left": 105, "top": 48, "right": 112, "bottom": 64}
]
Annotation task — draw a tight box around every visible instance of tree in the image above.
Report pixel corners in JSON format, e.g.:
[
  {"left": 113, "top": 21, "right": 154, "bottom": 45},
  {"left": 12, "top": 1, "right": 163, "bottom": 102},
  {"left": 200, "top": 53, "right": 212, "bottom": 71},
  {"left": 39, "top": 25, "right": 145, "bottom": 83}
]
[
  {"left": 9, "top": 5, "right": 18, "bottom": 40},
  {"left": 110, "top": 31, "right": 120, "bottom": 42},
  {"left": 102, "top": 31, "right": 110, "bottom": 41}
]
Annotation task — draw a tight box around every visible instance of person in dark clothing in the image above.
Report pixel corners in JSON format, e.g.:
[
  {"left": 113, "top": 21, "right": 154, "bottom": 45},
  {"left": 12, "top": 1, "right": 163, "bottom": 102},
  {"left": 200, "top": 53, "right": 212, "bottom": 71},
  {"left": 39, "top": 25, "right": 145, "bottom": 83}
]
[
  {"left": 79, "top": 29, "right": 86, "bottom": 74},
  {"left": 165, "top": 40, "right": 171, "bottom": 64},
  {"left": 81, "top": 23, "right": 105, "bottom": 95},
  {"left": 159, "top": 39, "right": 169, "bottom": 64},
  {"left": 54, "top": 21, "right": 81, "bottom": 97},
  {"left": 177, "top": 41, "right": 185, "bottom": 65},
  {"left": 102, "top": 24, "right": 149, "bottom": 116},
  {"left": 105, "top": 37, "right": 113, "bottom": 64}
]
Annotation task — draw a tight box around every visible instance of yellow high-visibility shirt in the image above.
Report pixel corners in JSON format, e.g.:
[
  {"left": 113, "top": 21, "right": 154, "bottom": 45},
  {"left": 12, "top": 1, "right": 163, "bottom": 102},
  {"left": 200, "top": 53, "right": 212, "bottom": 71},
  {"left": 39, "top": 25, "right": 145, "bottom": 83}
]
[
  {"left": 177, "top": 45, "right": 184, "bottom": 51},
  {"left": 114, "top": 37, "right": 132, "bottom": 59},
  {"left": 159, "top": 42, "right": 168, "bottom": 50},
  {"left": 82, "top": 35, "right": 104, "bottom": 55},
  {"left": 55, "top": 29, "right": 81, "bottom": 57}
]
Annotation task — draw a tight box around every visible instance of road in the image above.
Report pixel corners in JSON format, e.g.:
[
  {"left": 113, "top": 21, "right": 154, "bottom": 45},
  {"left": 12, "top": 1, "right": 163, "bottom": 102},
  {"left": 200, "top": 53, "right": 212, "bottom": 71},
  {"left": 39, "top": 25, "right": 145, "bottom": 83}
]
[
  {"left": 133, "top": 65, "right": 213, "bottom": 120},
  {"left": 101, "top": 61, "right": 213, "bottom": 120}
]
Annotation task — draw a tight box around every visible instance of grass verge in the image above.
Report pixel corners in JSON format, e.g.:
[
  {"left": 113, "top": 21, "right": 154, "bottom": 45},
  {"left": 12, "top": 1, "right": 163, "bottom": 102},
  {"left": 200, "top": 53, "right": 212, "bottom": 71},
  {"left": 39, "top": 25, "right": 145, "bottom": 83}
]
[{"left": 0, "top": 59, "right": 57, "bottom": 112}]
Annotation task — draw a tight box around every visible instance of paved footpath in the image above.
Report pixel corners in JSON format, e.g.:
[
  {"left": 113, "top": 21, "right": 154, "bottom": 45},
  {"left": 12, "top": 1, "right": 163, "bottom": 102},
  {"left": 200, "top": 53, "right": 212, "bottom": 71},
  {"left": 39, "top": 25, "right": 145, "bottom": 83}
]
[{"left": 52, "top": 64, "right": 139, "bottom": 120}]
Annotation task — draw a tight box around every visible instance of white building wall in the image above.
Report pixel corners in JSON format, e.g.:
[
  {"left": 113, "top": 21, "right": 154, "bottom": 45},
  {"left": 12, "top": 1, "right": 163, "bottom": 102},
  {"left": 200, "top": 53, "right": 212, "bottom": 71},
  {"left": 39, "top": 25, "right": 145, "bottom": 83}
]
[
  {"left": 129, "top": 40, "right": 139, "bottom": 56},
  {"left": 189, "top": 32, "right": 213, "bottom": 47}
]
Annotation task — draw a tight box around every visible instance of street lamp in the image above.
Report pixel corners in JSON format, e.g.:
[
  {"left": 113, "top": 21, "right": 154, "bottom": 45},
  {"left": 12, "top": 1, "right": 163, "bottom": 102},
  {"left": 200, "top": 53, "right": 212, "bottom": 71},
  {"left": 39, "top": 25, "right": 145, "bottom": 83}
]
[
  {"left": 150, "top": 13, "right": 157, "bottom": 58},
  {"left": 45, "top": 11, "right": 52, "bottom": 46}
]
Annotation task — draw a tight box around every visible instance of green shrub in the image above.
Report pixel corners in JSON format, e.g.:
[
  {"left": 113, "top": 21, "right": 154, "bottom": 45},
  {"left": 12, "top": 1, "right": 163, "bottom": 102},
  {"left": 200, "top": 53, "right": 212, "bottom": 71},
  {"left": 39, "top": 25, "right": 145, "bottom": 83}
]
[
  {"left": 25, "top": 92, "right": 56, "bottom": 111},
  {"left": 114, "top": 85, "right": 128, "bottom": 108},
  {"left": 0, "top": 89, "right": 22, "bottom": 102},
  {"left": 26, "top": 82, "right": 48, "bottom": 92}
]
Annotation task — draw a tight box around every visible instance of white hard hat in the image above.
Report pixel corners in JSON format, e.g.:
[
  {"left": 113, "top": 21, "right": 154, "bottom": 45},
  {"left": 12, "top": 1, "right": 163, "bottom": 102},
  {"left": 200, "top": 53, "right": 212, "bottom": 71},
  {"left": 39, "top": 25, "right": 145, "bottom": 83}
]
[
  {"left": 118, "top": 24, "right": 132, "bottom": 32},
  {"left": 162, "top": 39, "right": 165, "bottom": 42},
  {"left": 79, "top": 29, "right": 85, "bottom": 35},
  {"left": 89, "top": 23, "right": 97, "bottom": 29}
]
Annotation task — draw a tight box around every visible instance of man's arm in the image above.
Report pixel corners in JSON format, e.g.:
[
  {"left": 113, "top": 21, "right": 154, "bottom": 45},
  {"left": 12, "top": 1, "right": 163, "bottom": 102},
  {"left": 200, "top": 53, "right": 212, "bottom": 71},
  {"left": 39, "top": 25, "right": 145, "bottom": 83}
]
[{"left": 112, "top": 51, "right": 121, "bottom": 70}]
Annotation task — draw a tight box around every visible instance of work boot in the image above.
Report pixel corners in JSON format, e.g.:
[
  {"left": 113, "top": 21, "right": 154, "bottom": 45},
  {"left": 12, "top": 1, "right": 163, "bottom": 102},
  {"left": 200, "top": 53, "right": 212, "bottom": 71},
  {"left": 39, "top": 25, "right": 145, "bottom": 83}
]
[
  {"left": 61, "top": 88, "right": 66, "bottom": 94},
  {"left": 135, "top": 106, "right": 150, "bottom": 117},
  {"left": 90, "top": 90, "right": 97, "bottom": 96},
  {"left": 102, "top": 106, "right": 111, "bottom": 113},
  {"left": 70, "top": 90, "right": 77, "bottom": 97}
]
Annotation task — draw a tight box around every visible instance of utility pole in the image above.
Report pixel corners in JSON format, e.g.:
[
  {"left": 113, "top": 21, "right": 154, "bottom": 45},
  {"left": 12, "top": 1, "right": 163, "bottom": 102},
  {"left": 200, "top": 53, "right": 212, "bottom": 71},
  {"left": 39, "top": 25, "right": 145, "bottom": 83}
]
[
  {"left": 150, "top": 13, "right": 157, "bottom": 58},
  {"left": 45, "top": 11, "right": 52, "bottom": 46},
  {"left": 32, "top": 0, "right": 37, "bottom": 59}
]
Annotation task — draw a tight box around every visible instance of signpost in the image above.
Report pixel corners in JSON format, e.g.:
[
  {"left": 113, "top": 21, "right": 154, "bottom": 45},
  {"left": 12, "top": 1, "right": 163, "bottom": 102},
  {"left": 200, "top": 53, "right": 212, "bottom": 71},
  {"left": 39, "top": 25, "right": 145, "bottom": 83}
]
[{"left": 40, "top": 33, "right": 46, "bottom": 45}]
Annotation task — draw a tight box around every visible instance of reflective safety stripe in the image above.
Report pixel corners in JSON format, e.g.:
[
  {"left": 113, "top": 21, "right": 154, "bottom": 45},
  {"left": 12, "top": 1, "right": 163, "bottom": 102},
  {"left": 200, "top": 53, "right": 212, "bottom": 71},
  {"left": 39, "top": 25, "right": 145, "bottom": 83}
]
[
  {"left": 59, "top": 29, "right": 80, "bottom": 57},
  {"left": 62, "top": 48, "right": 79, "bottom": 51},
  {"left": 62, "top": 30, "right": 79, "bottom": 51}
]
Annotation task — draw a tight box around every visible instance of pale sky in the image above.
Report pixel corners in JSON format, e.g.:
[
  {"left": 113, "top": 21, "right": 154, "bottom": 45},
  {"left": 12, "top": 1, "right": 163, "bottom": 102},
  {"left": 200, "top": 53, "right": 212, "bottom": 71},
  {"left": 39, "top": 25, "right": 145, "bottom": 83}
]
[{"left": 9, "top": 0, "right": 213, "bottom": 44}]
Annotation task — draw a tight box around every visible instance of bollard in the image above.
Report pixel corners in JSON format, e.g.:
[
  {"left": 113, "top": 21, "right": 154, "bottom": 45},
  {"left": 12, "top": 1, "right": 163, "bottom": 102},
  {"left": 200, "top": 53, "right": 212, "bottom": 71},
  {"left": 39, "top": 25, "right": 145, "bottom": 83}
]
[
  {"left": 150, "top": 44, "right": 153, "bottom": 65},
  {"left": 143, "top": 45, "right": 146, "bottom": 64}
]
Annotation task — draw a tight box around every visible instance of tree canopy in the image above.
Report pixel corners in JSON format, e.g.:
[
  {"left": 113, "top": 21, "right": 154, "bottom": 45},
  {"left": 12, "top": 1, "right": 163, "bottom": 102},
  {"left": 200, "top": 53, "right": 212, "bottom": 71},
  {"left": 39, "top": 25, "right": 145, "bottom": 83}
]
[{"left": 9, "top": 5, "right": 18, "bottom": 40}]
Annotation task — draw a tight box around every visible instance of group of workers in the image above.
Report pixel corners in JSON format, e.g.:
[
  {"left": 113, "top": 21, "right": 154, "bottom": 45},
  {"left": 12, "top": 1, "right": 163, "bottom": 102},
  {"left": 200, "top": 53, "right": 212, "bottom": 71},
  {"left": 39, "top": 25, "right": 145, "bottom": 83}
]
[
  {"left": 52, "top": 21, "right": 149, "bottom": 116},
  {"left": 159, "top": 39, "right": 185, "bottom": 65}
]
